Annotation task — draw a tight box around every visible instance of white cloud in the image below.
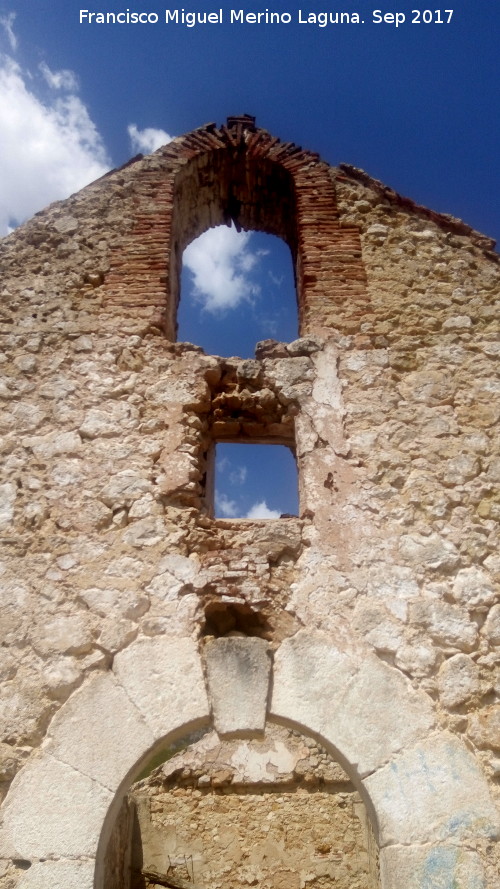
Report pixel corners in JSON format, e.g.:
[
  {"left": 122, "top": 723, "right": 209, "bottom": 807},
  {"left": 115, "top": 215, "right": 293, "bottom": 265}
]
[
  {"left": 269, "top": 270, "right": 284, "bottom": 287},
  {"left": 183, "top": 225, "right": 261, "bottom": 313},
  {"left": 39, "top": 61, "right": 78, "bottom": 91},
  {"left": 215, "top": 492, "right": 238, "bottom": 518},
  {"left": 128, "top": 123, "right": 172, "bottom": 154},
  {"left": 217, "top": 456, "right": 230, "bottom": 473},
  {"left": 229, "top": 466, "right": 247, "bottom": 486},
  {"left": 0, "top": 13, "right": 17, "bottom": 51},
  {"left": 246, "top": 500, "right": 281, "bottom": 520},
  {"left": 0, "top": 55, "right": 110, "bottom": 235}
]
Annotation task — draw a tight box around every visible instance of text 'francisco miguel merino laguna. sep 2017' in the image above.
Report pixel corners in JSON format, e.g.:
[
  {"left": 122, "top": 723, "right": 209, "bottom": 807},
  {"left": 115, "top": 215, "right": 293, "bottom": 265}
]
[{"left": 78, "top": 9, "right": 455, "bottom": 28}]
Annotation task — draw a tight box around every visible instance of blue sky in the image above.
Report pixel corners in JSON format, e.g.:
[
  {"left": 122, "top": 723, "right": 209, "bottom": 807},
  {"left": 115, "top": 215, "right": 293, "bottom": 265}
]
[
  {"left": 2, "top": 1, "right": 498, "bottom": 239},
  {"left": 0, "top": 0, "right": 498, "bottom": 517}
]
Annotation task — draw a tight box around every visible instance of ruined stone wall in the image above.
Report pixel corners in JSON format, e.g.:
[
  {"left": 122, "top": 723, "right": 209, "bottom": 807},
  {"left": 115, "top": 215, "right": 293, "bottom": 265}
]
[
  {"left": 333, "top": 168, "right": 500, "bottom": 761},
  {"left": 0, "top": 120, "right": 499, "bottom": 889}
]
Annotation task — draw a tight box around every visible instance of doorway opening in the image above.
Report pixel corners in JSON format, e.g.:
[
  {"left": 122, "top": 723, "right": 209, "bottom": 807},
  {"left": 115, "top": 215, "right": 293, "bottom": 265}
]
[{"left": 103, "top": 724, "right": 380, "bottom": 889}]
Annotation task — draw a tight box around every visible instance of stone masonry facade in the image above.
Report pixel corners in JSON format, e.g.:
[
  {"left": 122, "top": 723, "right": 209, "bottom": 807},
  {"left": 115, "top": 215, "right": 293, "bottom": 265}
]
[{"left": 0, "top": 115, "right": 499, "bottom": 889}]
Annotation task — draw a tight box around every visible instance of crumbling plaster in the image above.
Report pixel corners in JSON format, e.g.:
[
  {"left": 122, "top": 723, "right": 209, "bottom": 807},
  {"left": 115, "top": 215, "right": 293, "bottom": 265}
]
[{"left": 0, "top": 118, "right": 499, "bottom": 888}]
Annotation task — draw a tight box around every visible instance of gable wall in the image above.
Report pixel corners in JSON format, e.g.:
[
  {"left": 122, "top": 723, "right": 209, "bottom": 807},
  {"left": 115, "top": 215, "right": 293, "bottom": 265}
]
[{"left": 0, "top": 120, "right": 498, "bottom": 889}]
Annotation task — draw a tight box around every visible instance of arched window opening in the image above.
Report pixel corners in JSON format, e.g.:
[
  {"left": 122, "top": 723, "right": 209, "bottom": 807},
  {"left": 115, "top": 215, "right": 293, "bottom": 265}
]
[
  {"left": 177, "top": 227, "right": 298, "bottom": 358},
  {"left": 212, "top": 442, "right": 298, "bottom": 519},
  {"left": 168, "top": 147, "right": 299, "bottom": 345},
  {"left": 103, "top": 724, "right": 380, "bottom": 889}
]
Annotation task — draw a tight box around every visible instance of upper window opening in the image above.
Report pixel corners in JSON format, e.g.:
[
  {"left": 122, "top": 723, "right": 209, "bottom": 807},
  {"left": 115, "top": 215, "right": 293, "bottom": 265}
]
[
  {"left": 177, "top": 226, "right": 298, "bottom": 358},
  {"left": 214, "top": 442, "right": 298, "bottom": 519}
]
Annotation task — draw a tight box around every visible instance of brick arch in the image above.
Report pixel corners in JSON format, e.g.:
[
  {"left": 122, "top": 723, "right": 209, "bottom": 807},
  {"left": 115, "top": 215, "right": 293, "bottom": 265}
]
[
  {"left": 1, "top": 632, "right": 497, "bottom": 889},
  {"left": 103, "top": 117, "right": 368, "bottom": 340}
]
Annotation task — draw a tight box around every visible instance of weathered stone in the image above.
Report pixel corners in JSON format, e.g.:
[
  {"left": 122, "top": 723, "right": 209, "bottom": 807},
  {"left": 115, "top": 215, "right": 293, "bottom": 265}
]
[
  {"left": 255, "top": 339, "right": 289, "bottom": 359},
  {"left": 468, "top": 705, "right": 500, "bottom": 751},
  {"left": 113, "top": 637, "right": 209, "bottom": 739},
  {"left": 0, "top": 482, "right": 17, "bottom": 528},
  {"left": 287, "top": 336, "right": 323, "bottom": 356},
  {"left": 437, "top": 654, "right": 480, "bottom": 708},
  {"left": 43, "top": 657, "right": 83, "bottom": 701},
  {"left": 204, "top": 637, "right": 271, "bottom": 736},
  {"left": 14, "top": 355, "right": 37, "bottom": 375},
  {"left": 271, "top": 631, "right": 435, "bottom": 777},
  {"left": 146, "top": 554, "right": 201, "bottom": 600},
  {"left": 23, "top": 431, "right": 81, "bottom": 459},
  {"left": 121, "top": 517, "right": 165, "bottom": 547},
  {"left": 16, "top": 860, "right": 95, "bottom": 889},
  {"left": 53, "top": 215, "right": 79, "bottom": 234},
  {"left": 0, "top": 755, "right": 113, "bottom": 858},
  {"left": 72, "top": 335, "right": 93, "bottom": 352},
  {"left": 441, "top": 453, "right": 480, "bottom": 486},
  {"left": 395, "top": 643, "right": 437, "bottom": 677},
  {"left": 442, "top": 314, "right": 472, "bottom": 330},
  {"left": 99, "top": 470, "right": 153, "bottom": 507},
  {"left": 0, "top": 744, "right": 22, "bottom": 782},
  {"left": 46, "top": 673, "right": 155, "bottom": 790},
  {"left": 397, "top": 370, "right": 454, "bottom": 406},
  {"left": 97, "top": 618, "right": 137, "bottom": 653},
  {"left": 31, "top": 614, "right": 93, "bottom": 657},
  {"left": 353, "top": 601, "right": 405, "bottom": 653},
  {"left": 364, "top": 732, "right": 500, "bottom": 847},
  {"left": 145, "top": 374, "right": 210, "bottom": 408},
  {"left": 399, "top": 533, "right": 460, "bottom": 572},
  {"left": 483, "top": 604, "right": 500, "bottom": 645},
  {"left": 79, "top": 586, "right": 149, "bottom": 620},
  {"left": 451, "top": 567, "right": 497, "bottom": 609},
  {"left": 79, "top": 403, "right": 138, "bottom": 438},
  {"left": 410, "top": 600, "right": 478, "bottom": 651},
  {"left": 380, "top": 846, "right": 485, "bottom": 889}
]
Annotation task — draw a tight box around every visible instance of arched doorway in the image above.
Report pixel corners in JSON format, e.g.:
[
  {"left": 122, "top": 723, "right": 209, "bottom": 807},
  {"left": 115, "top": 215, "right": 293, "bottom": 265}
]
[
  {"left": 1, "top": 632, "right": 496, "bottom": 889},
  {"left": 104, "top": 723, "right": 380, "bottom": 889}
]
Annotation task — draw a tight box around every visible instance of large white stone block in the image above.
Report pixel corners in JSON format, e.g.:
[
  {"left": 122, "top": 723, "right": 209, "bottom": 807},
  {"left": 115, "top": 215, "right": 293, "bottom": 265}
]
[
  {"left": 380, "top": 845, "right": 486, "bottom": 889},
  {"left": 45, "top": 671, "right": 155, "bottom": 790},
  {"left": 365, "top": 732, "right": 500, "bottom": 847},
  {"left": 271, "top": 630, "right": 435, "bottom": 777},
  {"left": 0, "top": 755, "right": 112, "bottom": 859},
  {"left": 204, "top": 637, "right": 271, "bottom": 736},
  {"left": 113, "top": 636, "right": 209, "bottom": 739},
  {"left": 17, "top": 858, "right": 95, "bottom": 889}
]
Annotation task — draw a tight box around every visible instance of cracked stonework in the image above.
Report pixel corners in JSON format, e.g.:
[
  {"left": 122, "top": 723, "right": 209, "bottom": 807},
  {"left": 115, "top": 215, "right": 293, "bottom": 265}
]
[{"left": 0, "top": 118, "right": 499, "bottom": 889}]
